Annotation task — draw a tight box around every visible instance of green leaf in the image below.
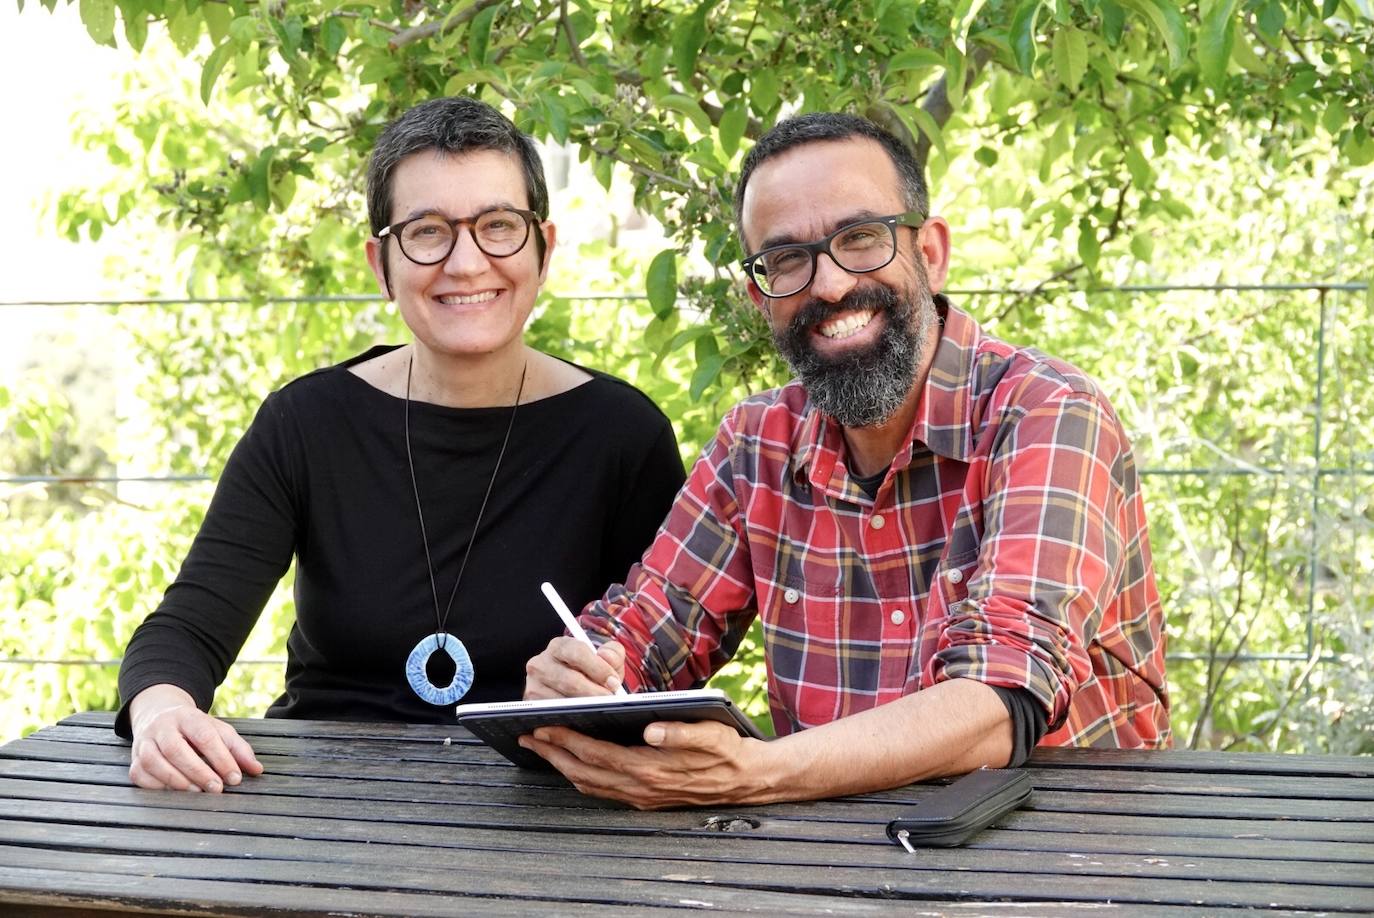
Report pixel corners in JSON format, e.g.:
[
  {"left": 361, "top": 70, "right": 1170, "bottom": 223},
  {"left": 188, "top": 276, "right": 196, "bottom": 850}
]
[
  {"left": 944, "top": 45, "right": 967, "bottom": 111},
  {"left": 689, "top": 353, "right": 725, "bottom": 402},
  {"left": 646, "top": 249, "right": 678, "bottom": 319},
  {"left": 903, "top": 105, "right": 948, "bottom": 162},
  {"left": 718, "top": 97, "right": 747, "bottom": 157},
  {"left": 322, "top": 17, "right": 346, "bottom": 56},
  {"left": 79, "top": 0, "right": 116, "bottom": 46},
  {"left": 167, "top": 7, "right": 200, "bottom": 56},
  {"left": 750, "top": 69, "right": 779, "bottom": 114},
  {"left": 1119, "top": 0, "right": 1189, "bottom": 69},
  {"left": 1130, "top": 232, "right": 1155, "bottom": 263},
  {"left": 542, "top": 93, "right": 570, "bottom": 143},
  {"left": 1321, "top": 0, "right": 1339, "bottom": 16},
  {"left": 591, "top": 150, "right": 613, "bottom": 190},
  {"left": 1099, "top": 0, "right": 1126, "bottom": 45},
  {"left": 1321, "top": 98, "right": 1347, "bottom": 135},
  {"left": 1123, "top": 143, "right": 1153, "bottom": 187},
  {"left": 247, "top": 146, "right": 277, "bottom": 212},
  {"left": 659, "top": 93, "right": 712, "bottom": 134},
  {"left": 887, "top": 48, "right": 945, "bottom": 72},
  {"left": 672, "top": 1, "right": 711, "bottom": 80},
  {"left": 1230, "top": 34, "right": 1267, "bottom": 73},
  {"left": 689, "top": 333, "right": 722, "bottom": 401},
  {"left": 228, "top": 16, "right": 257, "bottom": 47},
  {"left": 1009, "top": 0, "right": 1042, "bottom": 74},
  {"left": 203, "top": 2, "right": 232, "bottom": 44},
  {"left": 950, "top": 0, "right": 989, "bottom": 51},
  {"left": 1052, "top": 26, "right": 1088, "bottom": 90},
  {"left": 1199, "top": 0, "right": 1237, "bottom": 87},
  {"left": 199, "top": 42, "right": 232, "bottom": 104},
  {"left": 469, "top": 4, "right": 497, "bottom": 65},
  {"left": 1077, "top": 217, "right": 1100, "bottom": 270},
  {"left": 1039, "top": 115, "right": 1073, "bottom": 181},
  {"left": 122, "top": 7, "right": 148, "bottom": 51},
  {"left": 1256, "top": 0, "right": 1285, "bottom": 39}
]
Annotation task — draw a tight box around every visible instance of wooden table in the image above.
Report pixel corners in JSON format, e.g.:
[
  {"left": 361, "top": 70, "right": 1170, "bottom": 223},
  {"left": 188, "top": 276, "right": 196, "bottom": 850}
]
[{"left": 1, "top": 713, "right": 1371, "bottom": 916}]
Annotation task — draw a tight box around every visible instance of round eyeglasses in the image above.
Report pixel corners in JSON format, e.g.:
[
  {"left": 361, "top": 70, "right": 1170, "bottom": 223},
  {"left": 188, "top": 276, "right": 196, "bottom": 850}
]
[
  {"left": 377, "top": 208, "right": 541, "bottom": 265},
  {"left": 741, "top": 211, "right": 926, "bottom": 298}
]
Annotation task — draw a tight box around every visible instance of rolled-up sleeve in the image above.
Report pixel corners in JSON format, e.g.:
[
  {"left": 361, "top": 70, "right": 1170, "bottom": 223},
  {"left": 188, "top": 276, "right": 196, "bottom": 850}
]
[{"left": 928, "top": 391, "right": 1130, "bottom": 731}]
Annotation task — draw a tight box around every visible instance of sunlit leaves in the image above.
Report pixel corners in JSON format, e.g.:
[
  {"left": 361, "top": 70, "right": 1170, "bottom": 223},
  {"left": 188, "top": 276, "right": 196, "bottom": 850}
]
[
  {"left": 646, "top": 249, "right": 678, "bottom": 320},
  {"left": 1010, "top": 0, "right": 1043, "bottom": 73},
  {"left": 1198, "top": 0, "right": 1237, "bottom": 87},
  {"left": 78, "top": 0, "right": 114, "bottom": 45},
  {"left": 1119, "top": 0, "right": 1189, "bottom": 69},
  {"left": 1052, "top": 25, "right": 1088, "bottom": 90}
]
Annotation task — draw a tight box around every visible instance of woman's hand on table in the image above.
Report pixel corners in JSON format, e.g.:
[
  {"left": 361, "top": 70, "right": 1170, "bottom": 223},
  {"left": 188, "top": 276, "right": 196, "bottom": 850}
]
[{"left": 127, "top": 684, "right": 263, "bottom": 792}]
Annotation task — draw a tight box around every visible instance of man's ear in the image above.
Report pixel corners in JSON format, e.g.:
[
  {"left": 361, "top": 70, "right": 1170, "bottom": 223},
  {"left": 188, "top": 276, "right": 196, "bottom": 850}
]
[
  {"left": 916, "top": 216, "right": 952, "bottom": 295},
  {"left": 365, "top": 237, "right": 392, "bottom": 300},
  {"left": 746, "top": 276, "right": 768, "bottom": 315}
]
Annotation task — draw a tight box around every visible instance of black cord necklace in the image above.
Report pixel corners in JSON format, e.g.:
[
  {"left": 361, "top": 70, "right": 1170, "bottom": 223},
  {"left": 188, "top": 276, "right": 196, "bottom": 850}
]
[{"left": 402, "top": 352, "right": 527, "bottom": 706}]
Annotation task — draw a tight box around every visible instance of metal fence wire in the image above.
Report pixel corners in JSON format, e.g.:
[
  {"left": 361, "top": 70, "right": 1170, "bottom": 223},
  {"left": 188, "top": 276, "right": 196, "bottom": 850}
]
[{"left": 2, "top": 283, "right": 1370, "bottom": 674}]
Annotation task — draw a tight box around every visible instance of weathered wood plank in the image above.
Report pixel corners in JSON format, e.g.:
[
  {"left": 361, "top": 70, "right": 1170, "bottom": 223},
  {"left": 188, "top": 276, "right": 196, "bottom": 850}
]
[
  {"left": 57, "top": 712, "right": 1374, "bottom": 778},
  {"left": 1, "top": 829, "right": 1370, "bottom": 913},
  {"left": 10, "top": 736, "right": 1373, "bottom": 826},
  {"left": 35, "top": 724, "right": 1374, "bottom": 805},
  {"left": 2, "top": 797, "right": 1372, "bottom": 893},
  {"left": 4, "top": 774, "right": 1372, "bottom": 861},
  {"left": 4, "top": 759, "right": 1372, "bottom": 851},
  {"left": 0, "top": 864, "right": 820, "bottom": 916}
]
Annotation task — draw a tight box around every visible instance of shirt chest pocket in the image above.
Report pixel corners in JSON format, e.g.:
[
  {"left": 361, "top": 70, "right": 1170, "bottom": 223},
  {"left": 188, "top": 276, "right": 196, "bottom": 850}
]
[{"left": 765, "top": 542, "right": 841, "bottom": 629}]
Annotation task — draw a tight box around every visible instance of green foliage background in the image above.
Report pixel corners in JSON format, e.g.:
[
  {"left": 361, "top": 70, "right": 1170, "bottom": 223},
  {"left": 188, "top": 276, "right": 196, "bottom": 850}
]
[{"left": 3, "top": 0, "right": 1372, "bottom": 751}]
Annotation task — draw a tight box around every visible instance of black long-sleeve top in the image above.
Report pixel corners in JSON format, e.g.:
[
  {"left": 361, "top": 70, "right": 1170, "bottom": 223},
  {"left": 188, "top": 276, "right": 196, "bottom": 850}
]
[{"left": 116, "top": 346, "right": 685, "bottom": 736}]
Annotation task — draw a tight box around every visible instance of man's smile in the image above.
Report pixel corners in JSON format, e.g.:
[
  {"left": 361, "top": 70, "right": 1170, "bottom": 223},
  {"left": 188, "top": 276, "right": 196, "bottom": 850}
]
[{"left": 817, "top": 309, "right": 877, "bottom": 340}]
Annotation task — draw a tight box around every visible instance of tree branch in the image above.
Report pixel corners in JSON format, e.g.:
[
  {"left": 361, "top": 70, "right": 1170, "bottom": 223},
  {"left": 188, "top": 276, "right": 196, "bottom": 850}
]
[
  {"left": 388, "top": 0, "right": 505, "bottom": 50},
  {"left": 558, "top": 0, "right": 587, "bottom": 68},
  {"left": 589, "top": 145, "right": 694, "bottom": 191}
]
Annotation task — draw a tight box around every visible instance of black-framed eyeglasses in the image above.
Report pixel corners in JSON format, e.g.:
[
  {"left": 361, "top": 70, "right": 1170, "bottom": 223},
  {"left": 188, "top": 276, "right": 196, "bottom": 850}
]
[
  {"left": 377, "top": 208, "right": 541, "bottom": 265},
  {"left": 740, "top": 211, "right": 926, "bottom": 298}
]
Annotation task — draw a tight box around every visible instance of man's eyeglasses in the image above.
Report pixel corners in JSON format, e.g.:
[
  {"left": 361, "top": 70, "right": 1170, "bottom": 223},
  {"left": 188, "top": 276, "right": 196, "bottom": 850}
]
[
  {"left": 378, "top": 208, "right": 541, "bottom": 265},
  {"left": 741, "top": 211, "right": 926, "bottom": 298}
]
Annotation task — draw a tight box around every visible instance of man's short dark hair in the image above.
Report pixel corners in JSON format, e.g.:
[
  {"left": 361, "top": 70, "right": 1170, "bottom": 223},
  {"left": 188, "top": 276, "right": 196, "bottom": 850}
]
[
  {"left": 733, "top": 112, "right": 929, "bottom": 253},
  {"left": 365, "top": 97, "right": 549, "bottom": 240}
]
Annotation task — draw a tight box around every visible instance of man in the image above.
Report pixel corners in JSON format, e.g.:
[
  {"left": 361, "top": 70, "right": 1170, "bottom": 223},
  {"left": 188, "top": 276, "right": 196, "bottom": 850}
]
[{"left": 522, "top": 112, "right": 1169, "bottom": 809}]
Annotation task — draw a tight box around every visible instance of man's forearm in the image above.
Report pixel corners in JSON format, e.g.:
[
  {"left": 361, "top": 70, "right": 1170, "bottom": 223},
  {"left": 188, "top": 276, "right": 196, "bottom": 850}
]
[{"left": 748, "top": 678, "right": 1015, "bottom": 803}]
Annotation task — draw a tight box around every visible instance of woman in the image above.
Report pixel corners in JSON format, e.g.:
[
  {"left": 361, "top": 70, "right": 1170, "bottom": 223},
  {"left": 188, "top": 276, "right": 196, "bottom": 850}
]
[{"left": 117, "top": 97, "right": 685, "bottom": 792}]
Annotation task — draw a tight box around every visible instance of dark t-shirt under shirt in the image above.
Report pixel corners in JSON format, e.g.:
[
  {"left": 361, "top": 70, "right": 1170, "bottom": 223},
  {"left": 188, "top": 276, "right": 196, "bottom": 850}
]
[{"left": 116, "top": 347, "right": 685, "bottom": 735}]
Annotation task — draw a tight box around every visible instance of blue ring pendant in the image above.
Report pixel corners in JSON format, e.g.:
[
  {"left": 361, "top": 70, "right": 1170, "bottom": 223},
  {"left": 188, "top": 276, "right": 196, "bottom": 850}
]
[{"left": 405, "top": 632, "right": 475, "bottom": 705}]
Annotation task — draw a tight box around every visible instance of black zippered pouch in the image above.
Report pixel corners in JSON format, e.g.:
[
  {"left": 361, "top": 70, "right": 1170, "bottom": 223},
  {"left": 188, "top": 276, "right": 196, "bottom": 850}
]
[{"left": 886, "top": 767, "right": 1032, "bottom": 850}]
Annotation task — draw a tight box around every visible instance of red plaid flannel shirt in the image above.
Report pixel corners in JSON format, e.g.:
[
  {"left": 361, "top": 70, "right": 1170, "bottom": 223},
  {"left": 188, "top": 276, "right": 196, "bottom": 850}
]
[{"left": 583, "top": 300, "right": 1170, "bottom": 748}]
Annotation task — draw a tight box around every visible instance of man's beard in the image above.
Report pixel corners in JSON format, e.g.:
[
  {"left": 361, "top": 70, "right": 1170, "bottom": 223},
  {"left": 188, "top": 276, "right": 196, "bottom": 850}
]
[{"left": 772, "top": 275, "right": 938, "bottom": 428}]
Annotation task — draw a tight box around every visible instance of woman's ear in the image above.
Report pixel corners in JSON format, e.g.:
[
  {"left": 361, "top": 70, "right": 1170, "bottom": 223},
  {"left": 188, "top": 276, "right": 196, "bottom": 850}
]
[
  {"left": 537, "top": 221, "right": 557, "bottom": 283},
  {"left": 365, "top": 236, "right": 392, "bottom": 300}
]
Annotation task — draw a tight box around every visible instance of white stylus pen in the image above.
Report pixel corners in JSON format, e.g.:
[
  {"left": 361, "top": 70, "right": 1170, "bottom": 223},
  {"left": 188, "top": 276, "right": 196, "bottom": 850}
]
[{"left": 540, "top": 581, "right": 628, "bottom": 695}]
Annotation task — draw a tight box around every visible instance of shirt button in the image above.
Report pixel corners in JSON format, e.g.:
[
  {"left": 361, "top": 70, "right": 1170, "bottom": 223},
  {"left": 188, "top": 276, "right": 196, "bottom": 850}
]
[
  {"left": 870, "top": 515, "right": 886, "bottom": 530},
  {"left": 946, "top": 568, "right": 964, "bottom": 584},
  {"left": 889, "top": 609, "right": 906, "bottom": 625},
  {"left": 783, "top": 587, "right": 800, "bottom": 604}
]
